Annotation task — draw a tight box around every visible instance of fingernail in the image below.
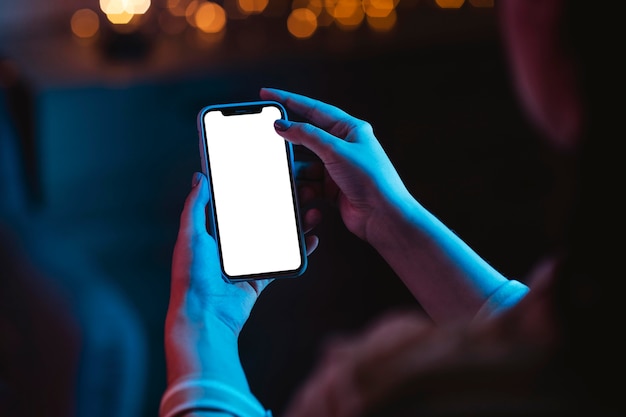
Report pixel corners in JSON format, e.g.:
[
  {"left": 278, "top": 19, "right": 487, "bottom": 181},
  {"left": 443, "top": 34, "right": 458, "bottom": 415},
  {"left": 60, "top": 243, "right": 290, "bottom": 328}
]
[
  {"left": 274, "top": 119, "right": 292, "bottom": 131},
  {"left": 192, "top": 172, "right": 202, "bottom": 188}
]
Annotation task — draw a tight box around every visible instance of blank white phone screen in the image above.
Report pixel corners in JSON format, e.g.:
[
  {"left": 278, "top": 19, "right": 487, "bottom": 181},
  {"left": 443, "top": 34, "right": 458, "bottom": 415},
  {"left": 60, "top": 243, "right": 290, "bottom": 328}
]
[{"left": 203, "top": 106, "right": 303, "bottom": 278}]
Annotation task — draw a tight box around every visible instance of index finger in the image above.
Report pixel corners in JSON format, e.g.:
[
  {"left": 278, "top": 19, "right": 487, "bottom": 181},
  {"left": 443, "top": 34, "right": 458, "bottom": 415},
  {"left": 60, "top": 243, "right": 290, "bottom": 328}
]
[{"left": 260, "top": 87, "right": 358, "bottom": 137}]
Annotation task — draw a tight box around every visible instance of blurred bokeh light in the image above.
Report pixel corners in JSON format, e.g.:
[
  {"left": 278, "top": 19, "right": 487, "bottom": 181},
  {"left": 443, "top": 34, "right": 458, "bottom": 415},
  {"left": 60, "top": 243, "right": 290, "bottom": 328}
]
[
  {"left": 194, "top": 2, "right": 227, "bottom": 33},
  {"left": 287, "top": 8, "right": 317, "bottom": 38},
  {"left": 0, "top": 0, "right": 497, "bottom": 87},
  {"left": 71, "top": 9, "right": 101, "bottom": 39}
]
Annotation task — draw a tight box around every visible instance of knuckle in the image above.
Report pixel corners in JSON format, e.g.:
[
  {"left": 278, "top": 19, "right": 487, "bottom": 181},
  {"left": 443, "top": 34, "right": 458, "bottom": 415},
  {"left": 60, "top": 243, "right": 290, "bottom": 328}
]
[
  {"left": 334, "top": 116, "right": 373, "bottom": 138},
  {"left": 299, "top": 122, "right": 317, "bottom": 135},
  {"left": 354, "top": 119, "right": 373, "bottom": 134}
]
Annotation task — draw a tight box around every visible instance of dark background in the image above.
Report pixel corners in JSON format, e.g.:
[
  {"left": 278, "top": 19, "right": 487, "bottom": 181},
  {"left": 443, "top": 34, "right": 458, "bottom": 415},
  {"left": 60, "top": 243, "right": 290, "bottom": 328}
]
[{"left": 1, "top": 1, "right": 553, "bottom": 416}]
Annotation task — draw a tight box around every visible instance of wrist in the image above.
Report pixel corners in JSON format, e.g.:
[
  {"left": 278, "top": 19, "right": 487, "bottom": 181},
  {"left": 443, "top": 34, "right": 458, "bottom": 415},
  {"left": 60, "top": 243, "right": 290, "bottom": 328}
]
[
  {"left": 165, "top": 304, "right": 244, "bottom": 385},
  {"left": 365, "top": 192, "right": 425, "bottom": 253}
]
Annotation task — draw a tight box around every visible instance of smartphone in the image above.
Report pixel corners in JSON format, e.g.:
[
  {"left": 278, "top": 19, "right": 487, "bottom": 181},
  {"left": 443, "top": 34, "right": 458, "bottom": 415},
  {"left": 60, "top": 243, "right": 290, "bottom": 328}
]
[{"left": 197, "top": 100, "right": 307, "bottom": 282}]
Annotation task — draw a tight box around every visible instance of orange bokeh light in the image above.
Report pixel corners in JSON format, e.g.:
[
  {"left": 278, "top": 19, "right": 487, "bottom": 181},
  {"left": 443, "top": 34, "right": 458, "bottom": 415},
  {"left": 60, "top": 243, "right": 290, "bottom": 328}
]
[
  {"left": 366, "top": 8, "right": 396, "bottom": 31},
  {"left": 71, "top": 8, "right": 100, "bottom": 38},
  {"left": 237, "top": 0, "right": 269, "bottom": 14},
  {"left": 435, "top": 0, "right": 465, "bottom": 8},
  {"left": 332, "top": 0, "right": 364, "bottom": 30},
  {"left": 287, "top": 8, "right": 318, "bottom": 38},
  {"left": 195, "top": 2, "right": 227, "bottom": 33}
]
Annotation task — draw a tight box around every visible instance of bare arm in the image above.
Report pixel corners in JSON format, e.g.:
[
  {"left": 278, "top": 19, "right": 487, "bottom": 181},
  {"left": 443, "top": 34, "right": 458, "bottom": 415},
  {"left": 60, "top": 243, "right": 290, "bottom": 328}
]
[
  {"left": 161, "top": 173, "right": 271, "bottom": 417},
  {"left": 261, "top": 87, "right": 528, "bottom": 325}
]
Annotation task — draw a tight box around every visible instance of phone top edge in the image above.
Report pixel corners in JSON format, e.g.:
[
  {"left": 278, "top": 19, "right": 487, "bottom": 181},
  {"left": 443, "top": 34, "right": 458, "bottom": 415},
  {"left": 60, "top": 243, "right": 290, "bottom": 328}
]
[{"left": 198, "top": 100, "right": 287, "bottom": 120}]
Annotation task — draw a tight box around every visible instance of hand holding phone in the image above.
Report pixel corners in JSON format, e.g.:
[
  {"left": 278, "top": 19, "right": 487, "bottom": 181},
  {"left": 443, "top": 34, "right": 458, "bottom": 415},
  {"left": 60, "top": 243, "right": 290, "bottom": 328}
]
[{"left": 198, "top": 101, "right": 307, "bottom": 282}]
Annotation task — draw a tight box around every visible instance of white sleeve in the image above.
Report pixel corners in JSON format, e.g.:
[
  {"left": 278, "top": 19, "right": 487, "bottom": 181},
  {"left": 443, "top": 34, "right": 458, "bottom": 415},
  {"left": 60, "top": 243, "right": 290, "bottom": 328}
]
[
  {"left": 473, "top": 279, "right": 530, "bottom": 322},
  {"left": 160, "top": 379, "right": 272, "bottom": 417}
]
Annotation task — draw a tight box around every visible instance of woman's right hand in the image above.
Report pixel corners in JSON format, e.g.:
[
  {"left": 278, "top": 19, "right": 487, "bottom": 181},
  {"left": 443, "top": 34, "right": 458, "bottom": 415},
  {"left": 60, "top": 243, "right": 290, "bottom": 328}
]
[
  {"left": 260, "top": 87, "right": 413, "bottom": 244},
  {"left": 261, "top": 88, "right": 524, "bottom": 326}
]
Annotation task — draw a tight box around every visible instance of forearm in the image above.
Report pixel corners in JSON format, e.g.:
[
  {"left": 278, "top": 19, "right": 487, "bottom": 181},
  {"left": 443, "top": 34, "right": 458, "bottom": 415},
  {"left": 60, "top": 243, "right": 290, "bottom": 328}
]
[
  {"left": 161, "top": 307, "right": 268, "bottom": 417},
  {"left": 164, "top": 307, "right": 249, "bottom": 388},
  {"left": 164, "top": 170, "right": 272, "bottom": 417},
  {"left": 368, "top": 194, "right": 526, "bottom": 325}
]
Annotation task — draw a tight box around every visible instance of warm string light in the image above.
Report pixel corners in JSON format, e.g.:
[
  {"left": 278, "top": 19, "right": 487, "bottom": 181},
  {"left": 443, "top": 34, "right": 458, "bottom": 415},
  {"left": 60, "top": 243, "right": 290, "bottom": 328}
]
[
  {"left": 70, "top": 0, "right": 492, "bottom": 41},
  {"left": 187, "top": 0, "right": 402, "bottom": 38},
  {"left": 100, "top": 0, "right": 152, "bottom": 24}
]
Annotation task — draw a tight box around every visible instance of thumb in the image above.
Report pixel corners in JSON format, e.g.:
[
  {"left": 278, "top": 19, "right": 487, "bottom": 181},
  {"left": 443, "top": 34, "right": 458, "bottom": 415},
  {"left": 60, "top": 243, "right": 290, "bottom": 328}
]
[{"left": 179, "top": 172, "right": 210, "bottom": 239}]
